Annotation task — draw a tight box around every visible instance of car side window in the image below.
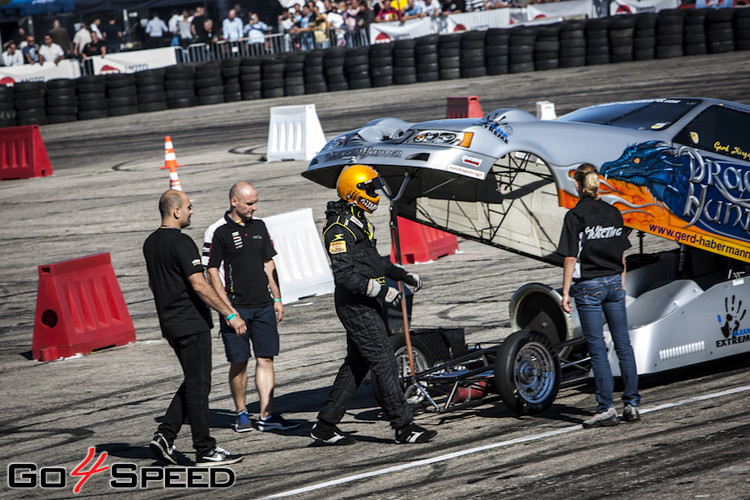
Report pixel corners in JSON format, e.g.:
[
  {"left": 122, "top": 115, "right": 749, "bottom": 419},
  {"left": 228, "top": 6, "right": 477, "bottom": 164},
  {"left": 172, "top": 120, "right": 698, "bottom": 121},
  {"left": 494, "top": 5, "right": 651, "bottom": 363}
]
[{"left": 673, "top": 106, "right": 750, "bottom": 162}]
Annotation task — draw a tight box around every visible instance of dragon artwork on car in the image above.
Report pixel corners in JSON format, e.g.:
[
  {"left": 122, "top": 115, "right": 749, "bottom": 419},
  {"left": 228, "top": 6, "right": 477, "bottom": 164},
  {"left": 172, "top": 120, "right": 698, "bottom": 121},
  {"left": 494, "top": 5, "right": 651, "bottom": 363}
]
[{"left": 303, "top": 97, "right": 750, "bottom": 415}]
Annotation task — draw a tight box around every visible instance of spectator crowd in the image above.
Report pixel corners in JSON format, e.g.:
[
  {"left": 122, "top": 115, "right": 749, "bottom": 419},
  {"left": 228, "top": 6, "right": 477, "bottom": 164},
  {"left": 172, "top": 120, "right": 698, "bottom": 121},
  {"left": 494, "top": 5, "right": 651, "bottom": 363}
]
[{"left": 0, "top": 0, "right": 527, "bottom": 66}]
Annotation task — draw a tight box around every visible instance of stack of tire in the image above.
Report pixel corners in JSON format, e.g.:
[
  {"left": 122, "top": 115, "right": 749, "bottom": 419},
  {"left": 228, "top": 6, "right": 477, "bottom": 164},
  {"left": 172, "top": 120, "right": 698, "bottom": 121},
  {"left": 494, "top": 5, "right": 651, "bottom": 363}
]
[
  {"left": 221, "top": 58, "right": 242, "bottom": 102},
  {"left": 76, "top": 75, "right": 107, "bottom": 121},
  {"left": 633, "top": 12, "right": 657, "bottom": 60},
  {"left": 736, "top": 8, "right": 750, "bottom": 51},
  {"left": 393, "top": 39, "right": 417, "bottom": 85},
  {"left": 165, "top": 64, "right": 196, "bottom": 109},
  {"left": 609, "top": 15, "right": 636, "bottom": 63},
  {"left": 534, "top": 23, "right": 560, "bottom": 71},
  {"left": 460, "top": 30, "right": 486, "bottom": 78},
  {"left": 585, "top": 17, "right": 610, "bottom": 65},
  {"left": 437, "top": 34, "right": 461, "bottom": 80},
  {"left": 323, "top": 47, "right": 348, "bottom": 91},
  {"left": 106, "top": 73, "right": 138, "bottom": 117},
  {"left": 344, "top": 46, "right": 371, "bottom": 89},
  {"left": 655, "top": 9, "right": 685, "bottom": 59},
  {"left": 261, "top": 55, "right": 285, "bottom": 98},
  {"left": 485, "top": 28, "right": 509, "bottom": 75},
  {"left": 303, "top": 50, "right": 327, "bottom": 94},
  {"left": 683, "top": 9, "right": 707, "bottom": 56},
  {"left": 559, "top": 20, "right": 587, "bottom": 67},
  {"left": 369, "top": 43, "right": 394, "bottom": 87},
  {"left": 706, "top": 7, "right": 735, "bottom": 53},
  {"left": 194, "top": 62, "right": 224, "bottom": 106},
  {"left": 46, "top": 78, "right": 77, "bottom": 124},
  {"left": 509, "top": 26, "right": 536, "bottom": 73},
  {"left": 0, "top": 85, "right": 15, "bottom": 127},
  {"left": 415, "top": 35, "right": 439, "bottom": 82},
  {"left": 240, "top": 57, "right": 262, "bottom": 100},
  {"left": 136, "top": 68, "right": 167, "bottom": 114},
  {"left": 14, "top": 81, "right": 46, "bottom": 125},
  {"left": 284, "top": 52, "right": 306, "bottom": 95}
]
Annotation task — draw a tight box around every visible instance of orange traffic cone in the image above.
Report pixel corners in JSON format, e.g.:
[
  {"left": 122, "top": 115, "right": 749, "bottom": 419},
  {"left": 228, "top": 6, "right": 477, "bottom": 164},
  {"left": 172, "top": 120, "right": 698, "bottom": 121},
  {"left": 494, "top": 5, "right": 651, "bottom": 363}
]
[{"left": 160, "top": 136, "right": 184, "bottom": 191}]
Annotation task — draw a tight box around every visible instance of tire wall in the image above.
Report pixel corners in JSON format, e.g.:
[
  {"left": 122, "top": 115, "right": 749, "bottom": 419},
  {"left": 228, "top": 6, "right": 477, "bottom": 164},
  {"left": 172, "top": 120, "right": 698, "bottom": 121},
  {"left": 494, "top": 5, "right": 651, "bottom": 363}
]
[{"left": 4, "top": 7, "right": 750, "bottom": 128}]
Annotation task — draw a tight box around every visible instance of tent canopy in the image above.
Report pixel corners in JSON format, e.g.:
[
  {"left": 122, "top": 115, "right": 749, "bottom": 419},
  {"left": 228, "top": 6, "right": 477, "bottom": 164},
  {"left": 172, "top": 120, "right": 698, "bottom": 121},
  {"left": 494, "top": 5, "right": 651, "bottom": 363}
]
[
  {"left": 75, "top": 0, "right": 215, "bottom": 14},
  {"left": 0, "top": 0, "right": 77, "bottom": 16}
]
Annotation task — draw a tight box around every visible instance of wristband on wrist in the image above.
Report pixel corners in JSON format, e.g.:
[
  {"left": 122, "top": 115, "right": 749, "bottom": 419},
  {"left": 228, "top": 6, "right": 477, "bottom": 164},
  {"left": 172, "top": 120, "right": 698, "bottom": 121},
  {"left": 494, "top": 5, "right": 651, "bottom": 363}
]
[
  {"left": 225, "top": 312, "right": 236, "bottom": 321},
  {"left": 273, "top": 298, "right": 282, "bottom": 302}
]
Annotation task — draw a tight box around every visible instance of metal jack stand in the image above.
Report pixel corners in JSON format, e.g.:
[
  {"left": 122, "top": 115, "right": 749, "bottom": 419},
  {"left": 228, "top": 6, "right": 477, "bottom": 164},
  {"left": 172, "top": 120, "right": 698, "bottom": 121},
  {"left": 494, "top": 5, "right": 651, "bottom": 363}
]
[{"left": 384, "top": 172, "right": 440, "bottom": 412}]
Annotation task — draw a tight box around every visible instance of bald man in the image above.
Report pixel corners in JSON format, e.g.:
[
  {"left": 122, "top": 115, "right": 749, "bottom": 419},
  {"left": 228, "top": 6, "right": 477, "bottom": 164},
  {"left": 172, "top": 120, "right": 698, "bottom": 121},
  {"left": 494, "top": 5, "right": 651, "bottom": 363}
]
[
  {"left": 143, "top": 189, "right": 246, "bottom": 466},
  {"left": 205, "top": 182, "right": 298, "bottom": 433}
]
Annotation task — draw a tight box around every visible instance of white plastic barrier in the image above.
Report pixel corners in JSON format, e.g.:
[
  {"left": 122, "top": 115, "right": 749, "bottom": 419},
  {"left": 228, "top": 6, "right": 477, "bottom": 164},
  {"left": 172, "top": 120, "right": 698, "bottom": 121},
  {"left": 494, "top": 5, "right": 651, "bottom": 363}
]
[
  {"left": 263, "top": 208, "right": 335, "bottom": 304},
  {"left": 266, "top": 104, "right": 327, "bottom": 162},
  {"left": 536, "top": 101, "right": 557, "bottom": 120}
]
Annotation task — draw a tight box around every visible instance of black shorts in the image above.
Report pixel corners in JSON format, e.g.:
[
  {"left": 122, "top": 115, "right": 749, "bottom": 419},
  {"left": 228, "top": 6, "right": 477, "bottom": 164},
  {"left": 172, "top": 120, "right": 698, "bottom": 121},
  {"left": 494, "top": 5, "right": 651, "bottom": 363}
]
[{"left": 220, "top": 305, "right": 279, "bottom": 362}]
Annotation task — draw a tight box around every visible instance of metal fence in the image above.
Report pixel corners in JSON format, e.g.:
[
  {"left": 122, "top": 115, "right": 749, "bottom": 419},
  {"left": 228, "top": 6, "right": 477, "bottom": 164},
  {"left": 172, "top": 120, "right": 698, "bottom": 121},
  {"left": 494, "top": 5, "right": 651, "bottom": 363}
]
[{"left": 175, "top": 28, "right": 371, "bottom": 64}]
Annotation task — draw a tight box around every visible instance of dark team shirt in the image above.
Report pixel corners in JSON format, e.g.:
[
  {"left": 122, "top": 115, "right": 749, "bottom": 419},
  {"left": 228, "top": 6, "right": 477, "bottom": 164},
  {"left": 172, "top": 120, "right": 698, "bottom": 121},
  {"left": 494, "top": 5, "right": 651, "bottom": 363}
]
[
  {"left": 207, "top": 214, "right": 276, "bottom": 308},
  {"left": 143, "top": 227, "right": 212, "bottom": 338},
  {"left": 557, "top": 197, "right": 631, "bottom": 281}
]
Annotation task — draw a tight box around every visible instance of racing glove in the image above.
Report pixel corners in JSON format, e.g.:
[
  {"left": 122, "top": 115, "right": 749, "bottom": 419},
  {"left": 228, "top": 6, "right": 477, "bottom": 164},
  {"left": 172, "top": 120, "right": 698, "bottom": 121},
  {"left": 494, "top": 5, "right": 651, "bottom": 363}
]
[
  {"left": 366, "top": 278, "right": 382, "bottom": 298},
  {"left": 381, "top": 286, "right": 402, "bottom": 306},
  {"left": 404, "top": 272, "right": 422, "bottom": 292}
]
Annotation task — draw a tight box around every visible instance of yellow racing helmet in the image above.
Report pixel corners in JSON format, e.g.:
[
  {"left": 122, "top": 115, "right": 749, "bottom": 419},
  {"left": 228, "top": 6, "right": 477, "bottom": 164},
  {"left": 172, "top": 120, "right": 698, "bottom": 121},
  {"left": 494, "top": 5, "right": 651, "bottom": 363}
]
[{"left": 336, "top": 165, "right": 383, "bottom": 213}]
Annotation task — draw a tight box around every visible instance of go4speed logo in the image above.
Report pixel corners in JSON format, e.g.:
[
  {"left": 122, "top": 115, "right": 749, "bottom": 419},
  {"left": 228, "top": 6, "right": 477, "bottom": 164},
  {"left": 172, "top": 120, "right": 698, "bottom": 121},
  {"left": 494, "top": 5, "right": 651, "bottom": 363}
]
[{"left": 7, "top": 447, "right": 236, "bottom": 493}]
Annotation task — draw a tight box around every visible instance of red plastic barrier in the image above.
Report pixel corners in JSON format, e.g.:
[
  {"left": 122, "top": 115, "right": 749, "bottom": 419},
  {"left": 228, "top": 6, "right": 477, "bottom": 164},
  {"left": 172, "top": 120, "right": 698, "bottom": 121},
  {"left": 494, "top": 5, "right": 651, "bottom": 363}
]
[
  {"left": 391, "top": 216, "right": 459, "bottom": 264},
  {"left": 0, "top": 125, "right": 53, "bottom": 180},
  {"left": 32, "top": 253, "right": 135, "bottom": 361},
  {"left": 446, "top": 96, "right": 484, "bottom": 119}
]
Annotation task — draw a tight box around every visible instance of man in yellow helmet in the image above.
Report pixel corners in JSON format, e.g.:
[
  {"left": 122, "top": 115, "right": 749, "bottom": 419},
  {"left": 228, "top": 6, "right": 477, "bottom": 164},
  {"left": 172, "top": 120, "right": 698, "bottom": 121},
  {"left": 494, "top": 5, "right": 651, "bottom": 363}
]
[{"left": 311, "top": 165, "right": 437, "bottom": 445}]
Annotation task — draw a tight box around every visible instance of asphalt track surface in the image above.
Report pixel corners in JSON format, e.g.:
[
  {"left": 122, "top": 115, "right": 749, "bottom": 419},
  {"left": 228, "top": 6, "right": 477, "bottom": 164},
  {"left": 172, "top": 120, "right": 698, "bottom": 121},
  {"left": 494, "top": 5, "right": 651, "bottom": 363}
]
[{"left": 1, "top": 51, "right": 750, "bottom": 499}]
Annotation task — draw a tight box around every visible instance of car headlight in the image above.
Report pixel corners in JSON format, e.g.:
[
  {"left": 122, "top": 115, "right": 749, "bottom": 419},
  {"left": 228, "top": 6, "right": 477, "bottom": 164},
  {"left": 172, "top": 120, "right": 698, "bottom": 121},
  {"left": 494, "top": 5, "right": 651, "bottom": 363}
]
[{"left": 405, "top": 130, "right": 474, "bottom": 148}]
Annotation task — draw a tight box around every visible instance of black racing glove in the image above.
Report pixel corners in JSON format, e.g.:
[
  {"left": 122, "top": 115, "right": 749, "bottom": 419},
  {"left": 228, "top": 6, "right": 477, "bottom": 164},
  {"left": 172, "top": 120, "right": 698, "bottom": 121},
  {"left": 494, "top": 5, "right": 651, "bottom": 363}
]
[{"left": 404, "top": 272, "right": 422, "bottom": 292}]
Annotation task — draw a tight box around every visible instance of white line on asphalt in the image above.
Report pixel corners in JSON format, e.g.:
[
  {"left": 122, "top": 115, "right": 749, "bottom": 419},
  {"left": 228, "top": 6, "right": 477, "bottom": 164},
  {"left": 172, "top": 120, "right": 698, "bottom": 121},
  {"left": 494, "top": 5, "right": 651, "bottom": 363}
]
[{"left": 261, "top": 384, "right": 750, "bottom": 499}]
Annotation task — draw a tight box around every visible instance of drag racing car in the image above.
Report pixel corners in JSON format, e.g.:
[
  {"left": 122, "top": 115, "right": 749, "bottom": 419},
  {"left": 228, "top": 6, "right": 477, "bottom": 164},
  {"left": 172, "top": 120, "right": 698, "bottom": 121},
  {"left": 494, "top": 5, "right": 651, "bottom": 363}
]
[{"left": 303, "top": 97, "right": 750, "bottom": 415}]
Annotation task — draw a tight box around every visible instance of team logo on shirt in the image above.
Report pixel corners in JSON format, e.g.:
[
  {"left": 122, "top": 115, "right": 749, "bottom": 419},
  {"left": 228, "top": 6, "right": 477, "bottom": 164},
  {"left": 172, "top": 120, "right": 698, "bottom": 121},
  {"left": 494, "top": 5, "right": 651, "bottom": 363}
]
[
  {"left": 584, "top": 225, "right": 623, "bottom": 240},
  {"left": 232, "top": 231, "right": 243, "bottom": 249}
]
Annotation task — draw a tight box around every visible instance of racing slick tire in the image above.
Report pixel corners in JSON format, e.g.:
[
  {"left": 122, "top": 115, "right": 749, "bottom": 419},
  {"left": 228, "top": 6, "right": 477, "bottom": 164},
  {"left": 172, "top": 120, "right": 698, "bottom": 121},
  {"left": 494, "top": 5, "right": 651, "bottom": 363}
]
[{"left": 495, "top": 329, "right": 560, "bottom": 415}]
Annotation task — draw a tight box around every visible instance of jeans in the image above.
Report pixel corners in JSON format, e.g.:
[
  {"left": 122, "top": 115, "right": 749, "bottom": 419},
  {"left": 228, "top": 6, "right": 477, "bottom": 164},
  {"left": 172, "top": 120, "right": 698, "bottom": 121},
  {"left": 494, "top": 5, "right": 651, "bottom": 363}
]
[
  {"left": 158, "top": 332, "right": 216, "bottom": 457},
  {"left": 573, "top": 274, "right": 640, "bottom": 413}
]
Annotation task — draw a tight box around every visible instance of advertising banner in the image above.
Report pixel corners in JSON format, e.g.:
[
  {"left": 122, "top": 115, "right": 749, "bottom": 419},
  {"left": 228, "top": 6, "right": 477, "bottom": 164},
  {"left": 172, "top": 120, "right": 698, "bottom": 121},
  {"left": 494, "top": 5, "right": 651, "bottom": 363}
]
[
  {"left": 0, "top": 59, "right": 80, "bottom": 84},
  {"left": 609, "top": 0, "right": 680, "bottom": 15},
  {"left": 526, "top": 0, "right": 594, "bottom": 21},
  {"left": 89, "top": 47, "right": 178, "bottom": 75},
  {"left": 369, "top": 9, "right": 511, "bottom": 42}
]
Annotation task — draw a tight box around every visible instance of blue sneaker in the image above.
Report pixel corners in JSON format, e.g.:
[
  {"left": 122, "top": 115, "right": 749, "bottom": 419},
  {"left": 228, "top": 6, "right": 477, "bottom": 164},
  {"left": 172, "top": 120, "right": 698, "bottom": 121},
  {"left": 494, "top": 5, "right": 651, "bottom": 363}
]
[
  {"left": 258, "top": 413, "right": 299, "bottom": 431},
  {"left": 234, "top": 410, "right": 253, "bottom": 433}
]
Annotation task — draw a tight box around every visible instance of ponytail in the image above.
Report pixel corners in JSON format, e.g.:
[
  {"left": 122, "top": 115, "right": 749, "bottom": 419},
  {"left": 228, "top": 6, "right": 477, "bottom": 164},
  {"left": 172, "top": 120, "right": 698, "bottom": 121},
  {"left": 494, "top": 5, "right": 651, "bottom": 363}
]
[{"left": 574, "top": 163, "right": 600, "bottom": 200}]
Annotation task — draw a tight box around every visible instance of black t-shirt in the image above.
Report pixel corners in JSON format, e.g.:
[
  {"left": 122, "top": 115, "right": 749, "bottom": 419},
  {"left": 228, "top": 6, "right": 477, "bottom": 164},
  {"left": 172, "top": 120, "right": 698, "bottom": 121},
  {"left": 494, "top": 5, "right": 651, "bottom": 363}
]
[
  {"left": 207, "top": 215, "right": 277, "bottom": 308},
  {"left": 82, "top": 40, "right": 105, "bottom": 57},
  {"left": 192, "top": 15, "right": 207, "bottom": 39},
  {"left": 102, "top": 23, "right": 121, "bottom": 44},
  {"left": 557, "top": 197, "right": 631, "bottom": 281},
  {"left": 143, "top": 227, "right": 212, "bottom": 338}
]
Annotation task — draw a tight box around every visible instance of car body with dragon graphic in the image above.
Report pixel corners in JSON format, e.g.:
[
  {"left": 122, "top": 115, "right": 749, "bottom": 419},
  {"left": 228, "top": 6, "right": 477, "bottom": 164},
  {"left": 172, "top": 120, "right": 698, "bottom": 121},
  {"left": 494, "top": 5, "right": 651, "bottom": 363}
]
[{"left": 303, "top": 97, "right": 750, "bottom": 413}]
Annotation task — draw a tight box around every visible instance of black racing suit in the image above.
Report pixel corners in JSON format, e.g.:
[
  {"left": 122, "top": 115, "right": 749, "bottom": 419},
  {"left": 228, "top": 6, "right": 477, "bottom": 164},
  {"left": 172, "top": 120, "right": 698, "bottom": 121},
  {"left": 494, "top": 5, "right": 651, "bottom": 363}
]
[{"left": 317, "top": 200, "right": 413, "bottom": 429}]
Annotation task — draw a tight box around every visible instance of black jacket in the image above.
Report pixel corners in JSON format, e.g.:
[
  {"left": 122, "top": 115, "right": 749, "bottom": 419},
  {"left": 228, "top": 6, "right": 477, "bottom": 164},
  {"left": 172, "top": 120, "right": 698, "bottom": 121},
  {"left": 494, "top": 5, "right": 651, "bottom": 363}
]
[{"left": 322, "top": 200, "right": 407, "bottom": 297}]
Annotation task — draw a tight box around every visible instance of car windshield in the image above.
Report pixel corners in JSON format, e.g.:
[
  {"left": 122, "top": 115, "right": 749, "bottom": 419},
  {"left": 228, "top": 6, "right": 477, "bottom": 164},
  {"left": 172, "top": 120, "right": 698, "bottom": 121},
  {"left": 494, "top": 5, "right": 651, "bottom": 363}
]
[{"left": 558, "top": 98, "right": 702, "bottom": 131}]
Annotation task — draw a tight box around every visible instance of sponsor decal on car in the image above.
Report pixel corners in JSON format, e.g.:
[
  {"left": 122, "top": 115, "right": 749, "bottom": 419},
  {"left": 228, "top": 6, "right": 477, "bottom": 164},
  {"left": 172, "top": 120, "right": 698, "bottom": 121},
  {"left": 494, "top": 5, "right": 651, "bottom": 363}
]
[
  {"left": 715, "top": 295, "right": 750, "bottom": 348},
  {"left": 462, "top": 155, "right": 482, "bottom": 167},
  {"left": 324, "top": 147, "right": 403, "bottom": 162}
]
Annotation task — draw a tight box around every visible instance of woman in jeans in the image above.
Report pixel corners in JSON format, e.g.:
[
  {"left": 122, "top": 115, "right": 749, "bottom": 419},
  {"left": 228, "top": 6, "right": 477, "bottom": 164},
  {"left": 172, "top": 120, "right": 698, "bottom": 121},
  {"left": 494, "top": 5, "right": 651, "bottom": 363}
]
[{"left": 558, "top": 163, "right": 641, "bottom": 428}]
